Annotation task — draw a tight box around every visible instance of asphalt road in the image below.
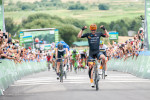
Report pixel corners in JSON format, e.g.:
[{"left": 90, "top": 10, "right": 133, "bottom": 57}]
[{"left": 0, "top": 68, "right": 150, "bottom": 100}]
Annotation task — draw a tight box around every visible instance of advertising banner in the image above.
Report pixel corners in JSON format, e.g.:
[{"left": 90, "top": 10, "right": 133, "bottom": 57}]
[
  {"left": 109, "top": 32, "right": 119, "bottom": 40},
  {"left": 44, "top": 44, "right": 51, "bottom": 50},
  {"left": 23, "top": 35, "right": 33, "bottom": 43},
  {"left": 19, "top": 32, "right": 24, "bottom": 46},
  {"left": 55, "top": 29, "right": 59, "bottom": 43}
]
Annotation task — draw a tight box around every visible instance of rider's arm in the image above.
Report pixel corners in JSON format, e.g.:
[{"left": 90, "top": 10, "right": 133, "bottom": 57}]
[
  {"left": 77, "top": 26, "right": 87, "bottom": 38},
  {"left": 56, "top": 48, "right": 58, "bottom": 59},
  {"left": 100, "top": 25, "right": 109, "bottom": 38},
  {"left": 77, "top": 30, "right": 84, "bottom": 38},
  {"left": 65, "top": 48, "right": 68, "bottom": 57},
  {"left": 51, "top": 53, "right": 53, "bottom": 61},
  {"left": 104, "top": 29, "right": 109, "bottom": 38}
]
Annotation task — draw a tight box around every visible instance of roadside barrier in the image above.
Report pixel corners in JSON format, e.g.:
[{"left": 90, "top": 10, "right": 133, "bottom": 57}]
[
  {"left": 0, "top": 60, "right": 47, "bottom": 95},
  {"left": 107, "top": 51, "right": 150, "bottom": 79}
]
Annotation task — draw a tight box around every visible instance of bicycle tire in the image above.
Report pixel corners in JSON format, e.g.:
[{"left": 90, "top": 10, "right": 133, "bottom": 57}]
[
  {"left": 94, "top": 65, "right": 99, "bottom": 91},
  {"left": 64, "top": 71, "right": 67, "bottom": 79},
  {"left": 70, "top": 63, "right": 72, "bottom": 72},
  {"left": 60, "top": 64, "right": 63, "bottom": 83},
  {"left": 102, "top": 63, "right": 105, "bottom": 79}
]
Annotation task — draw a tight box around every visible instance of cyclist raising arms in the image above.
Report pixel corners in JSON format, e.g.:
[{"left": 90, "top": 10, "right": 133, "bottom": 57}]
[{"left": 77, "top": 24, "right": 109, "bottom": 87}]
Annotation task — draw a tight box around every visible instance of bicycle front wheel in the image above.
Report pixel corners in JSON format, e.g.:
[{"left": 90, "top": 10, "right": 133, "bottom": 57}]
[{"left": 60, "top": 64, "right": 63, "bottom": 83}]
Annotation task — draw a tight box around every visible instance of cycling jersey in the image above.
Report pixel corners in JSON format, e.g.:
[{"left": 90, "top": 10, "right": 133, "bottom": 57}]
[
  {"left": 71, "top": 50, "right": 79, "bottom": 59},
  {"left": 99, "top": 44, "right": 108, "bottom": 56},
  {"left": 99, "top": 44, "right": 107, "bottom": 52},
  {"left": 81, "top": 32, "right": 106, "bottom": 59},
  {"left": 56, "top": 41, "right": 69, "bottom": 61},
  {"left": 80, "top": 50, "right": 87, "bottom": 59}
]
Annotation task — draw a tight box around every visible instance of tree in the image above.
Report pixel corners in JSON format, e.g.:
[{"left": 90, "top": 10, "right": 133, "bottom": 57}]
[
  {"left": 5, "top": 17, "right": 20, "bottom": 36},
  {"left": 120, "top": 27, "right": 128, "bottom": 36},
  {"left": 59, "top": 25, "right": 80, "bottom": 46},
  {"left": 98, "top": 4, "right": 109, "bottom": 10}
]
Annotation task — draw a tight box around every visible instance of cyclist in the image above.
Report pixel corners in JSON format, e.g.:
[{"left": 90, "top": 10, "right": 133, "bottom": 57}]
[
  {"left": 46, "top": 51, "right": 51, "bottom": 71},
  {"left": 99, "top": 41, "right": 108, "bottom": 76},
  {"left": 51, "top": 48, "right": 56, "bottom": 70},
  {"left": 79, "top": 49, "right": 87, "bottom": 69},
  {"left": 54, "top": 41, "right": 68, "bottom": 80},
  {"left": 77, "top": 24, "right": 109, "bottom": 87},
  {"left": 70, "top": 49, "right": 80, "bottom": 69}
]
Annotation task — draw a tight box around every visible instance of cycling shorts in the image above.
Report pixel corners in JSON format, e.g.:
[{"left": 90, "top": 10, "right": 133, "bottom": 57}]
[{"left": 81, "top": 54, "right": 86, "bottom": 59}]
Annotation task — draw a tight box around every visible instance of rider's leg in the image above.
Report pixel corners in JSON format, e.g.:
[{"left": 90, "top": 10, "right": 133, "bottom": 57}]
[
  {"left": 88, "top": 61, "right": 94, "bottom": 87},
  {"left": 57, "top": 62, "right": 60, "bottom": 78},
  {"left": 100, "top": 54, "right": 107, "bottom": 75},
  {"left": 72, "top": 60, "right": 75, "bottom": 67}
]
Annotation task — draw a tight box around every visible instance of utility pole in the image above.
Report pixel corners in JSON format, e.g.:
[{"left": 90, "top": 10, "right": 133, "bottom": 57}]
[
  {"left": 144, "top": 0, "right": 149, "bottom": 50},
  {"left": 2, "top": 0, "right": 6, "bottom": 33}
]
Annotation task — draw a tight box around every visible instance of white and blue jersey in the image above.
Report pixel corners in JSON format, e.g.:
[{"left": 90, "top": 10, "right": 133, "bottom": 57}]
[{"left": 56, "top": 41, "right": 69, "bottom": 53}]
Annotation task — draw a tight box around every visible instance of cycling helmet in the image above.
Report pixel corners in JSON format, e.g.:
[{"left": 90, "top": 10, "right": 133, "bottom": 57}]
[
  {"left": 90, "top": 24, "right": 97, "bottom": 31},
  {"left": 73, "top": 49, "right": 76, "bottom": 54},
  {"left": 100, "top": 41, "right": 104, "bottom": 45},
  {"left": 58, "top": 43, "right": 63, "bottom": 50},
  {"left": 83, "top": 49, "right": 87, "bottom": 52}
]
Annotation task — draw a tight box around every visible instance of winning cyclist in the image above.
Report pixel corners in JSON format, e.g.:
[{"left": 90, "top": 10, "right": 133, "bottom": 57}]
[
  {"left": 99, "top": 41, "right": 108, "bottom": 76},
  {"left": 77, "top": 24, "right": 109, "bottom": 87},
  {"left": 54, "top": 41, "right": 68, "bottom": 80}
]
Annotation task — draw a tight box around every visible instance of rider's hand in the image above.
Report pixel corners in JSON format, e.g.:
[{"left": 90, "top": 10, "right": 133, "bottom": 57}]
[
  {"left": 50, "top": 59, "right": 52, "bottom": 62},
  {"left": 82, "top": 26, "right": 87, "bottom": 31},
  {"left": 100, "top": 25, "right": 106, "bottom": 31}
]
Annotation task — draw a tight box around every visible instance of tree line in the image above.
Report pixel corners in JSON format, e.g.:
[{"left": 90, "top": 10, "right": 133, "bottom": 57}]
[
  {"left": 5, "top": 13, "right": 142, "bottom": 46},
  {"left": 5, "top": 0, "right": 109, "bottom": 11}
]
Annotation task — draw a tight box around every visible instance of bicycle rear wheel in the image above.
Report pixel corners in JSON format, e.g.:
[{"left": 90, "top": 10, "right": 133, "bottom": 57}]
[{"left": 102, "top": 64, "right": 105, "bottom": 79}]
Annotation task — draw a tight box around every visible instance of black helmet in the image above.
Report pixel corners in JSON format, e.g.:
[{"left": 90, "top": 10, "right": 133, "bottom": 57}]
[
  {"left": 73, "top": 49, "right": 76, "bottom": 53},
  {"left": 58, "top": 43, "right": 63, "bottom": 50}
]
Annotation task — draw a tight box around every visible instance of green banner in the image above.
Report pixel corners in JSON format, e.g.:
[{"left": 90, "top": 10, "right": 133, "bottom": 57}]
[
  {"left": 55, "top": 29, "right": 59, "bottom": 43},
  {"left": 109, "top": 32, "right": 118, "bottom": 40},
  {"left": 146, "top": 0, "right": 150, "bottom": 49},
  {"left": 44, "top": 44, "right": 51, "bottom": 50},
  {"left": 0, "top": 0, "right": 3, "bottom": 31},
  {"left": 23, "top": 35, "right": 33, "bottom": 43},
  {"left": 19, "top": 32, "right": 24, "bottom": 46}
]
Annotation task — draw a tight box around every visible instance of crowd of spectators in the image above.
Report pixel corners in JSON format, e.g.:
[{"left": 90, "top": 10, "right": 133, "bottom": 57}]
[
  {"left": 0, "top": 29, "right": 45, "bottom": 64},
  {"left": 106, "top": 28, "right": 144, "bottom": 61}
]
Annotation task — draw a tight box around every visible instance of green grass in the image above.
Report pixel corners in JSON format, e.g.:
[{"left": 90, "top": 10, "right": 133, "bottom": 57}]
[
  {"left": 4, "top": 0, "right": 145, "bottom": 25},
  {"left": 5, "top": 9, "right": 144, "bottom": 25}
]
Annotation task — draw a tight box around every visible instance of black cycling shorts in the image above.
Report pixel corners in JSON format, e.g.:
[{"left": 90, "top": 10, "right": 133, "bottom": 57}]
[
  {"left": 81, "top": 54, "right": 86, "bottom": 59},
  {"left": 88, "top": 50, "right": 100, "bottom": 61}
]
